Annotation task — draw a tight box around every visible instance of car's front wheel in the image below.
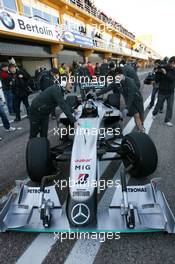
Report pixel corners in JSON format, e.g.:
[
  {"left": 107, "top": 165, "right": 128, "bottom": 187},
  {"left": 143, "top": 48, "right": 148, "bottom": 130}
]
[
  {"left": 121, "top": 132, "right": 158, "bottom": 178},
  {"left": 26, "top": 137, "right": 52, "bottom": 182}
]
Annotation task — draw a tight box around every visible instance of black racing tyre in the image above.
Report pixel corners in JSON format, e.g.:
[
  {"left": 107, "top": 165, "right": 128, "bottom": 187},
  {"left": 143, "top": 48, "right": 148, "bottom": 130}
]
[
  {"left": 121, "top": 132, "right": 158, "bottom": 178},
  {"left": 26, "top": 137, "right": 51, "bottom": 182},
  {"left": 107, "top": 93, "right": 120, "bottom": 109}
]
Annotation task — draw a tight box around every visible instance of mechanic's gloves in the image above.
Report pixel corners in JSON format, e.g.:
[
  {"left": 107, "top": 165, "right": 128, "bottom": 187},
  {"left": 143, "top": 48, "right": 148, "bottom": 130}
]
[{"left": 122, "top": 108, "right": 129, "bottom": 119}]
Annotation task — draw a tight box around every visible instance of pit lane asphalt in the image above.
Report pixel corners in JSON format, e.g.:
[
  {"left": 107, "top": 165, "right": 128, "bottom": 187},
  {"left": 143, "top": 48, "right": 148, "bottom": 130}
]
[{"left": 1, "top": 71, "right": 175, "bottom": 264}]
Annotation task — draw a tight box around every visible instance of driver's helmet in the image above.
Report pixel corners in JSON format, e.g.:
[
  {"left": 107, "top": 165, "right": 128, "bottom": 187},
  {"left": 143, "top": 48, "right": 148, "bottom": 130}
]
[{"left": 82, "top": 100, "right": 98, "bottom": 117}]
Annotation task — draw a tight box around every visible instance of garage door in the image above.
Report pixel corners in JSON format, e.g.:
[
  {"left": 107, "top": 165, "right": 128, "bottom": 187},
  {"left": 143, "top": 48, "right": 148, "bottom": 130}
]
[
  {"left": 57, "top": 50, "right": 84, "bottom": 65},
  {"left": 88, "top": 53, "right": 103, "bottom": 64},
  {"left": 22, "top": 58, "right": 51, "bottom": 77}
]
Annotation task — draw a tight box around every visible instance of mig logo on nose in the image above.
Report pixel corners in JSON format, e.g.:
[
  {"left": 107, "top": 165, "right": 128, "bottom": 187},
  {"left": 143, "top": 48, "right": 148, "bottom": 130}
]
[{"left": 0, "top": 12, "right": 15, "bottom": 30}]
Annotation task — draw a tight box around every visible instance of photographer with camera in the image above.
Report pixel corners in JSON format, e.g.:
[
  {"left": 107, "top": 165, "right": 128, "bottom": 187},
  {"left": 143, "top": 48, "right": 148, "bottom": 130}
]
[
  {"left": 152, "top": 56, "right": 175, "bottom": 127},
  {"left": 148, "top": 59, "right": 163, "bottom": 111}
]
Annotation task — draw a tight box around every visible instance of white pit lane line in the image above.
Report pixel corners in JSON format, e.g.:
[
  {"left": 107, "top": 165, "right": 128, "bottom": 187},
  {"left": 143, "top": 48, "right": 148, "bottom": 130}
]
[
  {"left": 16, "top": 234, "right": 55, "bottom": 264},
  {"left": 16, "top": 94, "right": 153, "bottom": 264}
]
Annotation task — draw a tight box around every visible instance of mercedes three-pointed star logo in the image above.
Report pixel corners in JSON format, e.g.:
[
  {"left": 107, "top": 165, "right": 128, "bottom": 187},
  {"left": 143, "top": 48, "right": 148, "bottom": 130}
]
[{"left": 71, "top": 203, "right": 90, "bottom": 225}]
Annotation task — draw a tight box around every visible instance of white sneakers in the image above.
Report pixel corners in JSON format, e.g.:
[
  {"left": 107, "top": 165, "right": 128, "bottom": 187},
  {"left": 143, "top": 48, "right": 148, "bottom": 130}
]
[
  {"left": 165, "top": 122, "right": 173, "bottom": 127},
  {"left": 152, "top": 114, "right": 173, "bottom": 127},
  {"left": 5, "top": 127, "right": 17, "bottom": 132}
]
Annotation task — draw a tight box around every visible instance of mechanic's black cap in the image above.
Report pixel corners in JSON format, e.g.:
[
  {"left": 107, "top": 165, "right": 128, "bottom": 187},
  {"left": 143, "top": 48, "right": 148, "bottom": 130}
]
[
  {"left": 115, "top": 67, "right": 124, "bottom": 74},
  {"left": 169, "top": 56, "right": 175, "bottom": 64},
  {"left": 109, "top": 61, "right": 116, "bottom": 69},
  {"left": 50, "top": 67, "right": 59, "bottom": 74},
  {"left": 1, "top": 62, "right": 9, "bottom": 69}
]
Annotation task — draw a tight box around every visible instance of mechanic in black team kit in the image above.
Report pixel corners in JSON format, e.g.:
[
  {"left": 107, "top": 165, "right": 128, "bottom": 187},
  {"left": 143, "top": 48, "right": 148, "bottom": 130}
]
[
  {"left": 37, "top": 67, "right": 60, "bottom": 119},
  {"left": 97, "top": 63, "right": 145, "bottom": 132},
  {"left": 119, "top": 59, "right": 141, "bottom": 90},
  {"left": 29, "top": 83, "right": 78, "bottom": 138}
]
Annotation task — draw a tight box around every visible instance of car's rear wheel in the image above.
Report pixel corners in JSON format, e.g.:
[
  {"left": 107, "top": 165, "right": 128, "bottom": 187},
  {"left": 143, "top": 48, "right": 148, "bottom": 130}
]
[
  {"left": 121, "top": 132, "right": 158, "bottom": 178},
  {"left": 26, "top": 137, "right": 51, "bottom": 182}
]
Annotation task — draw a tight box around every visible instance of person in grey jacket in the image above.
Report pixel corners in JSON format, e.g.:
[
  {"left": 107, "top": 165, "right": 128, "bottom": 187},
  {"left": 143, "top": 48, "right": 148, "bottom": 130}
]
[
  {"left": 97, "top": 67, "right": 144, "bottom": 132},
  {"left": 119, "top": 59, "right": 141, "bottom": 90},
  {"left": 29, "top": 83, "right": 78, "bottom": 138}
]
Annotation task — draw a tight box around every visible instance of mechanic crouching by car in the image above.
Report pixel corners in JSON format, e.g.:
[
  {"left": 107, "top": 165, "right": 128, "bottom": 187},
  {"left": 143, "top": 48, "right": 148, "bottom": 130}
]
[
  {"left": 97, "top": 66, "right": 145, "bottom": 133},
  {"left": 29, "top": 83, "right": 78, "bottom": 138},
  {"left": 38, "top": 67, "right": 64, "bottom": 120},
  {"left": 152, "top": 56, "right": 175, "bottom": 127},
  {"left": 38, "top": 67, "right": 59, "bottom": 92}
]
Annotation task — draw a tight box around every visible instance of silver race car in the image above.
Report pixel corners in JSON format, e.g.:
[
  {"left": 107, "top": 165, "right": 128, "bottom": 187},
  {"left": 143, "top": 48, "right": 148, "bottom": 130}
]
[{"left": 0, "top": 85, "right": 175, "bottom": 233}]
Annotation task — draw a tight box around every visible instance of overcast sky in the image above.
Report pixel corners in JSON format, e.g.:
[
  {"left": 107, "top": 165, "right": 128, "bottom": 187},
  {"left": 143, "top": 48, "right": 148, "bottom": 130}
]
[{"left": 94, "top": 0, "right": 175, "bottom": 57}]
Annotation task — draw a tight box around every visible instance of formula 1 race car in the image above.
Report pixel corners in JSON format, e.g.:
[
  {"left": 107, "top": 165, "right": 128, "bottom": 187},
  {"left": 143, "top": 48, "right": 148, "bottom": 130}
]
[{"left": 0, "top": 85, "right": 175, "bottom": 233}]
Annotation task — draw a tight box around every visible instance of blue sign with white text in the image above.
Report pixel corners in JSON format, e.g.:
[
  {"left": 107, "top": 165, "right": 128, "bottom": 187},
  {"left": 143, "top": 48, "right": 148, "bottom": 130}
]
[{"left": 64, "top": 31, "right": 93, "bottom": 47}]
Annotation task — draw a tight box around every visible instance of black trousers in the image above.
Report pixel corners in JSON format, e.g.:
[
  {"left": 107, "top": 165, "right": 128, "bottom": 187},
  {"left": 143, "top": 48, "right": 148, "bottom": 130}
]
[
  {"left": 29, "top": 112, "right": 49, "bottom": 138},
  {"left": 153, "top": 93, "right": 174, "bottom": 122},
  {"left": 150, "top": 86, "right": 159, "bottom": 107},
  {"left": 14, "top": 95, "right": 29, "bottom": 119},
  {"left": 150, "top": 83, "right": 164, "bottom": 111}
]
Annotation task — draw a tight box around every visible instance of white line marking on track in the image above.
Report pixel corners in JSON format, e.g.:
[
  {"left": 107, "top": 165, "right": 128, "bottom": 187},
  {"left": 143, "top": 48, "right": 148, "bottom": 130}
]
[
  {"left": 16, "top": 234, "right": 56, "bottom": 264},
  {"left": 65, "top": 238, "right": 102, "bottom": 264},
  {"left": 144, "top": 106, "right": 155, "bottom": 134}
]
